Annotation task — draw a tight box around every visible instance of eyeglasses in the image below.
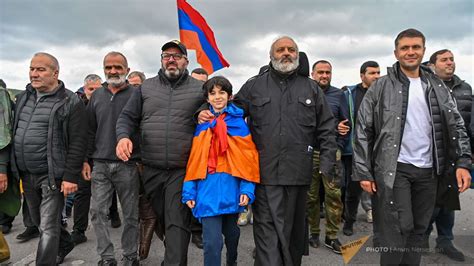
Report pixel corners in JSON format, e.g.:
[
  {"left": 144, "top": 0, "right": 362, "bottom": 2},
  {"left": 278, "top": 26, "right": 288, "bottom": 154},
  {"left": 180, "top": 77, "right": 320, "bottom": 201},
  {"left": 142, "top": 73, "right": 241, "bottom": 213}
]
[{"left": 161, "top": 53, "right": 186, "bottom": 60}]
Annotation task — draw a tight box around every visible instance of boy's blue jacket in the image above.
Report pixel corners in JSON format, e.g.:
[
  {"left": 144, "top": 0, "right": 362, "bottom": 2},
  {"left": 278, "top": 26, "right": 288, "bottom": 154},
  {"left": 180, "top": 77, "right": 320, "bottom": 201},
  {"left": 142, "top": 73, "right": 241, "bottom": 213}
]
[{"left": 182, "top": 103, "right": 259, "bottom": 219}]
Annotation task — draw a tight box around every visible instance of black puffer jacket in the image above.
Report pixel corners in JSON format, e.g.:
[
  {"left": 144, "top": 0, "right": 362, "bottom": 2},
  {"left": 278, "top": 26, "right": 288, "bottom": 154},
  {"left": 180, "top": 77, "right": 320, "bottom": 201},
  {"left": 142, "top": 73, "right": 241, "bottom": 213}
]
[
  {"left": 353, "top": 63, "right": 471, "bottom": 248},
  {"left": 116, "top": 70, "right": 204, "bottom": 169},
  {"left": 11, "top": 82, "right": 88, "bottom": 188}
]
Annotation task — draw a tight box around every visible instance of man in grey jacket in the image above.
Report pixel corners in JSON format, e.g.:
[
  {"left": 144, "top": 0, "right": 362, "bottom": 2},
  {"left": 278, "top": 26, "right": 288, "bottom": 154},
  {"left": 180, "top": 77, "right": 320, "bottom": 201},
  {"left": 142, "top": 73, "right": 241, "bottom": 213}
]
[{"left": 353, "top": 29, "right": 471, "bottom": 265}]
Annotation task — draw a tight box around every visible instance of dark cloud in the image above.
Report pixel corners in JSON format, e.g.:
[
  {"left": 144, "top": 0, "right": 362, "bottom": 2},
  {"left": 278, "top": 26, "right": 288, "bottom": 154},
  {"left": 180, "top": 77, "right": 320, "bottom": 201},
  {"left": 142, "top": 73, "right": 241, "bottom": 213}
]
[{"left": 0, "top": 0, "right": 472, "bottom": 89}]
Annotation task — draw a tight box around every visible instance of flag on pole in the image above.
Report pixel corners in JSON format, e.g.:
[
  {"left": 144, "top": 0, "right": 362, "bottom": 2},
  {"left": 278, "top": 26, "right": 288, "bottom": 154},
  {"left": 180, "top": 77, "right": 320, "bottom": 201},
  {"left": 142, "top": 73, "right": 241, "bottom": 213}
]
[{"left": 177, "top": 0, "right": 230, "bottom": 74}]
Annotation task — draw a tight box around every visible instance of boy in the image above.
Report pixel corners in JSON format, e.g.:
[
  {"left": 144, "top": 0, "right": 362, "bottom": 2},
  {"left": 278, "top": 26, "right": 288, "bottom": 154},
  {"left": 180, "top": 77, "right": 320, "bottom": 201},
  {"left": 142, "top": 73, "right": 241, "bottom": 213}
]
[{"left": 182, "top": 76, "right": 260, "bottom": 266}]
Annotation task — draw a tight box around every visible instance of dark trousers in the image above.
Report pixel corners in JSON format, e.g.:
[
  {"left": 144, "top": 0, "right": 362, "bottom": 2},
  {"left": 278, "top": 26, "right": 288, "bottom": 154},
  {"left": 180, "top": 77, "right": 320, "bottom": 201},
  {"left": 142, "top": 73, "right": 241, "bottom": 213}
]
[
  {"left": 380, "top": 163, "right": 437, "bottom": 266},
  {"left": 254, "top": 185, "right": 309, "bottom": 266},
  {"left": 144, "top": 166, "right": 191, "bottom": 266},
  {"left": 0, "top": 212, "right": 14, "bottom": 227},
  {"left": 426, "top": 207, "right": 455, "bottom": 247},
  {"left": 22, "top": 173, "right": 73, "bottom": 266},
  {"left": 73, "top": 176, "right": 91, "bottom": 233},
  {"left": 190, "top": 216, "right": 202, "bottom": 236},
  {"left": 202, "top": 213, "right": 239, "bottom": 266}
]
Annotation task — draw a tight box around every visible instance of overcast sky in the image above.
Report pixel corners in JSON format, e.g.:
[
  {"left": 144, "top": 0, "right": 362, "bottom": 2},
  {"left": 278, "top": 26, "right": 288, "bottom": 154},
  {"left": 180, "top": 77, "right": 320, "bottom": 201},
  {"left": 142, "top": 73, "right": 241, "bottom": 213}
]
[{"left": 1, "top": 0, "right": 472, "bottom": 92}]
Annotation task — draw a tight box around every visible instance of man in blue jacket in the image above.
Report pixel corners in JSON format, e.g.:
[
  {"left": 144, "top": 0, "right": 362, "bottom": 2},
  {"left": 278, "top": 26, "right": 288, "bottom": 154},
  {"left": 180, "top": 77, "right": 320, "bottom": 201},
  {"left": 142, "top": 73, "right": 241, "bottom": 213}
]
[{"left": 306, "top": 60, "right": 348, "bottom": 253}]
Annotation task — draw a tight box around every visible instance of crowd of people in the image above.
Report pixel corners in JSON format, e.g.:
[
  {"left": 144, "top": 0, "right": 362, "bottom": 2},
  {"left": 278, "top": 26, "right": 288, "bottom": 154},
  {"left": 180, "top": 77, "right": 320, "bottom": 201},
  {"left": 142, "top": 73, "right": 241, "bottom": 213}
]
[{"left": 0, "top": 27, "right": 472, "bottom": 266}]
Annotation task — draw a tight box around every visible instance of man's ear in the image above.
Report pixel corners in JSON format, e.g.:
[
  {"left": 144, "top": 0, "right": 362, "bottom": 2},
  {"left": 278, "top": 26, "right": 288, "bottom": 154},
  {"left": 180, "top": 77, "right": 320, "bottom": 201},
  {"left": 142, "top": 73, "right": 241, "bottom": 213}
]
[{"left": 229, "top": 95, "right": 234, "bottom": 100}]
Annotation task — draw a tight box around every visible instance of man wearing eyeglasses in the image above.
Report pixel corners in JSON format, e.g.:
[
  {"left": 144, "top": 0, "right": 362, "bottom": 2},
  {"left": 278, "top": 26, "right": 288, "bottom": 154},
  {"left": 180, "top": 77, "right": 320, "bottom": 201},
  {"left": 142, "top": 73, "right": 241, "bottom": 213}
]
[{"left": 116, "top": 40, "right": 205, "bottom": 265}]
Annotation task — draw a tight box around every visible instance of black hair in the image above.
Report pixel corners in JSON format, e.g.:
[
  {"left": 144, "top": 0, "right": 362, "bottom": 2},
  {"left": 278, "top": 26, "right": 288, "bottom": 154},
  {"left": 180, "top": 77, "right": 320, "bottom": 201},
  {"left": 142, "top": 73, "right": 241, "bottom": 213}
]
[
  {"left": 429, "top": 49, "right": 452, "bottom": 65},
  {"left": 394, "top": 28, "right": 425, "bottom": 48},
  {"left": 360, "top": 61, "right": 379, "bottom": 74},
  {"left": 0, "top": 79, "right": 6, "bottom": 88},
  {"left": 312, "top": 60, "right": 332, "bottom": 71},
  {"left": 191, "top": 68, "right": 208, "bottom": 76},
  {"left": 203, "top": 76, "right": 233, "bottom": 98}
]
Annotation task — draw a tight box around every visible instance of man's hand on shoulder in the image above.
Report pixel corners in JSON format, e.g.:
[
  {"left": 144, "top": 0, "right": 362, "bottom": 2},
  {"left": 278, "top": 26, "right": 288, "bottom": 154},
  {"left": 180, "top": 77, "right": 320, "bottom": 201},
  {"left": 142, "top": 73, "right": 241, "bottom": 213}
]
[{"left": 198, "top": 110, "right": 214, "bottom": 124}]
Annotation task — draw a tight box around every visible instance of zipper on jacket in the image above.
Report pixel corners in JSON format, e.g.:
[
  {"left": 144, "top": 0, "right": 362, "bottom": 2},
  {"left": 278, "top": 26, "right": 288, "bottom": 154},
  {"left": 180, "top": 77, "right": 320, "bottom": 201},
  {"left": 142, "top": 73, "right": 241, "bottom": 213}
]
[
  {"left": 165, "top": 86, "right": 173, "bottom": 169},
  {"left": 427, "top": 81, "right": 440, "bottom": 176}
]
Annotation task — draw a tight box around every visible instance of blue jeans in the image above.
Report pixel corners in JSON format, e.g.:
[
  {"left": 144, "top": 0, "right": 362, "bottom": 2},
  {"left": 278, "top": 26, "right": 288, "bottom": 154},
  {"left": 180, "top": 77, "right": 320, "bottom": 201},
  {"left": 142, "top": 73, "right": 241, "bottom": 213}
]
[
  {"left": 90, "top": 161, "right": 139, "bottom": 260},
  {"left": 201, "top": 213, "right": 240, "bottom": 266},
  {"left": 426, "top": 207, "right": 455, "bottom": 247}
]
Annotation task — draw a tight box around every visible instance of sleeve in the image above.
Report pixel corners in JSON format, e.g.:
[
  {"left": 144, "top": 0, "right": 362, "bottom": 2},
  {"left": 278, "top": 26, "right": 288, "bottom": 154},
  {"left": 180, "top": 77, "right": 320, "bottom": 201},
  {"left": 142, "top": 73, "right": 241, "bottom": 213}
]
[
  {"left": 0, "top": 145, "right": 9, "bottom": 174},
  {"left": 116, "top": 87, "right": 143, "bottom": 141},
  {"left": 352, "top": 81, "right": 379, "bottom": 182},
  {"left": 448, "top": 90, "right": 471, "bottom": 170},
  {"left": 312, "top": 84, "right": 337, "bottom": 177},
  {"left": 85, "top": 95, "right": 97, "bottom": 161},
  {"left": 239, "top": 179, "right": 256, "bottom": 204},
  {"left": 232, "top": 80, "right": 253, "bottom": 117},
  {"left": 63, "top": 100, "right": 88, "bottom": 183},
  {"left": 182, "top": 180, "right": 198, "bottom": 204}
]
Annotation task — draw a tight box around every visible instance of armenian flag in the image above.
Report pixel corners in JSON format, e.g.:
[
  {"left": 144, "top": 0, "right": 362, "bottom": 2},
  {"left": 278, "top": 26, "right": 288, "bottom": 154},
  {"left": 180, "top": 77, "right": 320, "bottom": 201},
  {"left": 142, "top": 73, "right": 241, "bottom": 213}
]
[
  {"left": 177, "top": 0, "right": 230, "bottom": 74},
  {"left": 184, "top": 104, "right": 260, "bottom": 183}
]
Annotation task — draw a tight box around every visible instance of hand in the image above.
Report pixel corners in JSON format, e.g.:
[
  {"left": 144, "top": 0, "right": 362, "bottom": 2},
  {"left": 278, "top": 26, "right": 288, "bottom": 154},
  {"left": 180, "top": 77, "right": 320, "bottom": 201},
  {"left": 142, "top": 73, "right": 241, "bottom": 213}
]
[
  {"left": 0, "top": 173, "right": 7, "bottom": 194},
  {"left": 186, "top": 200, "right": 195, "bottom": 209},
  {"left": 456, "top": 168, "right": 471, "bottom": 193},
  {"left": 198, "top": 110, "right": 214, "bottom": 124},
  {"left": 360, "top": 180, "right": 376, "bottom": 195},
  {"left": 116, "top": 138, "right": 133, "bottom": 162},
  {"left": 82, "top": 162, "right": 92, "bottom": 181},
  {"left": 338, "top": 119, "right": 350, "bottom": 135},
  {"left": 61, "top": 181, "right": 78, "bottom": 197},
  {"left": 239, "top": 194, "right": 249, "bottom": 206}
]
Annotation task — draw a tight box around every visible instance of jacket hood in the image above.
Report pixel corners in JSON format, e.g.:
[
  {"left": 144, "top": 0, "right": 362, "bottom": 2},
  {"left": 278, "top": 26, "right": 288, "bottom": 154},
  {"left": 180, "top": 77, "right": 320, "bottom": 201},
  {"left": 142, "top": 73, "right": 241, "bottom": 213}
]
[{"left": 210, "top": 102, "right": 243, "bottom": 118}]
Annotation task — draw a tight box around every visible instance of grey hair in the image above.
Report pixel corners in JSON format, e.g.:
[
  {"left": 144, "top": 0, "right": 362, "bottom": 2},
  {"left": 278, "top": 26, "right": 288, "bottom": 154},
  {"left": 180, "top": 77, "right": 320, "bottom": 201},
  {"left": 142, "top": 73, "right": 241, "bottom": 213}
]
[
  {"left": 33, "top": 52, "right": 60, "bottom": 71},
  {"left": 128, "top": 71, "right": 146, "bottom": 82},
  {"left": 269, "top": 36, "right": 299, "bottom": 57},
  {"left": 84, "top": 74, "right": 102, "bottom": 84}
]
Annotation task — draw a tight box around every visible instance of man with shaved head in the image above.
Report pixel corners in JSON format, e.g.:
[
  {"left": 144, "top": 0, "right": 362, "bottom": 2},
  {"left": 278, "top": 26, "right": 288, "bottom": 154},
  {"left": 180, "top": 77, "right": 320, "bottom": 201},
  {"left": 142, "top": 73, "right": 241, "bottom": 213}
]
[
  {"left": 199, "top": 36, "right": 337, "bottom": 265},
  {"left": 11, "top": 52, "right": 88, "bottom": 264}
]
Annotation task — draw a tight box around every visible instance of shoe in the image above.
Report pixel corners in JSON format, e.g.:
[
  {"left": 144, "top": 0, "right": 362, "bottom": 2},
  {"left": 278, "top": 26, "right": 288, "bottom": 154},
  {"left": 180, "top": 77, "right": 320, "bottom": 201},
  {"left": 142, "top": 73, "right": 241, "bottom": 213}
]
[
  {"left": 249, "top": 211, "right": 253, "bottom": 224},
  {"left": 122, "top": 256, "right": 139, "bottom": 266},
  {"left": 16, "top": 227, "right": 40, "bottom": 242},
  {"left": 324, "top": 237, "right": 342, "bottom": 254},
  {"left": 237, "top": 211, "right": 249, "bottom": 226},
  {"left": 71, "top": 230, "right": 87, "bottom": 245},
  {"left": 1, "top": 225, "right": 12, "bottom": 234},
  {"left": 192, "top": 233, "right": 203, "bottom": 249},
  {"left": 98, "top": 258, "right": 118, "bottom": 266},
  {"left": 343, "top": 222, "right": 353, "bottom": 236},
  {"left": 56, "top": 242, "right": 74, "bottom": 264},
  {"left": 309, "top": 234, "right": 320, "bottom": 248},
  {"left": 366, "top": 210, "right": 373, "bottom": 223},
  {"left": 437, "top": 245, "right": 465, "bottom": 262},
  {"left": 110, "top": 212, "right": 122, "bottom": 228}
]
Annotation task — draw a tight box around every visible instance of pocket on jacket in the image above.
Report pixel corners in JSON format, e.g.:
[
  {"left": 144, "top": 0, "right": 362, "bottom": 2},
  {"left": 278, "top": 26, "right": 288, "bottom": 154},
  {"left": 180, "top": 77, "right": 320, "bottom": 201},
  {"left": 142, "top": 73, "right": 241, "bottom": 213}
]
[
  {"left": 297, "top": 97, "right": 316, "bottom": 127},
  {"left": 250, "top": 97, "right": 271, "bottom": 127}
]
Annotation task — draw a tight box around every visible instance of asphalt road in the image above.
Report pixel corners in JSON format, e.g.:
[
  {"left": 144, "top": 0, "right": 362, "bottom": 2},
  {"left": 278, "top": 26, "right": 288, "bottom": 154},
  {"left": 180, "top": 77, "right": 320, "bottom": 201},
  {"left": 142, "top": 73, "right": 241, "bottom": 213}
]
[{"left": 3, "top": 189, "right": 474, "bottom": 265}]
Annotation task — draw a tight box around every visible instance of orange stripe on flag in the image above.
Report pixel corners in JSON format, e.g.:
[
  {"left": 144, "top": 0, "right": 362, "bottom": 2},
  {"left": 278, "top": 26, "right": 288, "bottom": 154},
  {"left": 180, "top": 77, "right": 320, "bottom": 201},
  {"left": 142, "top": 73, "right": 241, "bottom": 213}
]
[{"left": 180, "top": 29, "right": 213, "bottom": 74}]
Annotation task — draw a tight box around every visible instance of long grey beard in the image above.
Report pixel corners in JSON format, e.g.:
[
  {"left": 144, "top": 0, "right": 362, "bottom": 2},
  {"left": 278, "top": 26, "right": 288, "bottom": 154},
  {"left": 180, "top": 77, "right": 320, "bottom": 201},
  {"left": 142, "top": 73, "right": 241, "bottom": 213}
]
[{"left": 271, "top": 57, "right": 299, "bottom": 73}]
